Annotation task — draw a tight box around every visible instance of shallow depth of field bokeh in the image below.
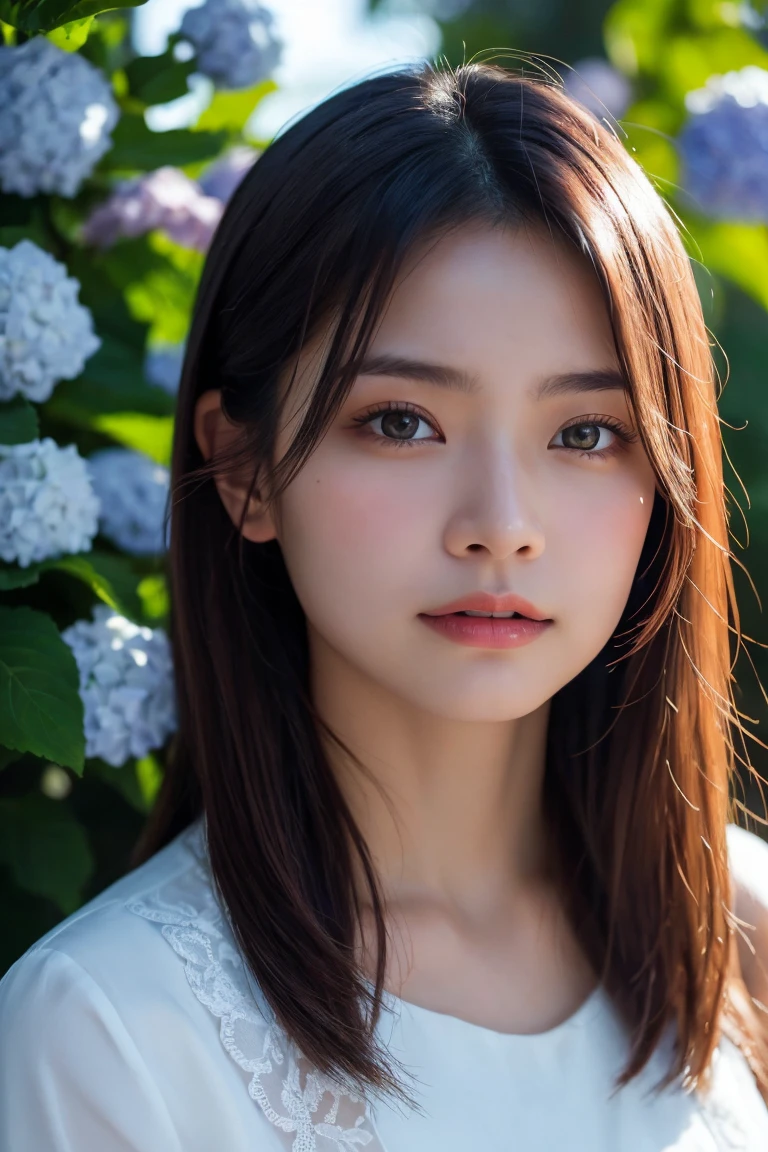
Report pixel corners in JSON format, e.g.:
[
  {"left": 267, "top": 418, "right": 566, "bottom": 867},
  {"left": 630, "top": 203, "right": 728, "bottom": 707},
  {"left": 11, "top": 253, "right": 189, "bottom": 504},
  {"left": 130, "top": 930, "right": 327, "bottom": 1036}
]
[{"left": 1, "top": 0, "right": 768, "bottom": 976}]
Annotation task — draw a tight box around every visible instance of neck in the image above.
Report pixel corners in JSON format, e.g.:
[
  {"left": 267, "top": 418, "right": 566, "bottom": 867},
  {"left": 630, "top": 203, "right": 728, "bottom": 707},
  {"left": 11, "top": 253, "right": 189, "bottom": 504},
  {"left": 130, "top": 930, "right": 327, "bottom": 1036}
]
[{"left": 310, "top": 628, "right": 554, "bottom": 915}]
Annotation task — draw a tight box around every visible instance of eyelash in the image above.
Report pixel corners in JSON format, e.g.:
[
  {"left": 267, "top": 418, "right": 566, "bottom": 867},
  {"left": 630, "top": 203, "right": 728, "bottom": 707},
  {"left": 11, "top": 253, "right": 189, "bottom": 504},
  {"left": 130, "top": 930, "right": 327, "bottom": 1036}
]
[{"left": 350, "top": 401, "right": 640, "bottom": 460}]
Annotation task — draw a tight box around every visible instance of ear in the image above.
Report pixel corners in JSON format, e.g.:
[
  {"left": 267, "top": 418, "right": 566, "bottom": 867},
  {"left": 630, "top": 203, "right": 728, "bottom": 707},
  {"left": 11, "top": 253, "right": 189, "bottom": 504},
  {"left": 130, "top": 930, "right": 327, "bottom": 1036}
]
[{"left": 193, "top": 388, "right": 278, "bottom": 544}]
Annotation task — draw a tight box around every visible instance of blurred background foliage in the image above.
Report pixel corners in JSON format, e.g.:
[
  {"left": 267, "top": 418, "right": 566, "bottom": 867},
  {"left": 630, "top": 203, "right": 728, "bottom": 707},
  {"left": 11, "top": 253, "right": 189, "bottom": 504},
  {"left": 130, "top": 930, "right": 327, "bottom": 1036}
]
[{"left": 1, "top": 0, "right": 768, "bottom": 977}]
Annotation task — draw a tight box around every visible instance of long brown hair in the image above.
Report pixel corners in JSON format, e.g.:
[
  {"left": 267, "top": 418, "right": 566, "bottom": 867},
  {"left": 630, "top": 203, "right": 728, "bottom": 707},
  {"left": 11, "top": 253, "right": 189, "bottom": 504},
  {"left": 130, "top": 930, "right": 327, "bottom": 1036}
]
[{"left": 134, "top": 59, "right": 768, "bottom": 1105}]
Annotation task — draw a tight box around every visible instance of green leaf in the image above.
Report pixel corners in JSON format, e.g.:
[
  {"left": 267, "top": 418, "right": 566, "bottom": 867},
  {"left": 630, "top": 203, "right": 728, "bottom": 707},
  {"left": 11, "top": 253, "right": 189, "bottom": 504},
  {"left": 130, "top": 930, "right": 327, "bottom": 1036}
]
[
  {"left": 693, "top": 222, "right": 768, "bottom": 314},
  {"left": 125, "top": 45, "right": 196, "bottom": 107},
  {"left": 0, "top": 550, "right": 143, "bottom": 616},
  {"left": 0, "top": 0, "right": 147, "bottom": 34},
  {"left": 44, "top": 335, "right": 176, "bottom": 424},
  {"left": 0, "top": 795, "right": 93, "bottom": 915},
  {"left": 0, "top": 396, "right": 39, "bottom": 445},
  {"left": 91, "top": 411, "right": 175, "bottom": 466},
  {"left": 106, "top": 114, "right": 227, "bottom": 172},
  {"left": 136, "top": 752, "right": 163, "bottom": 807},
  {"left": 0, "top": 564, "right": 41, "bottom": 591},
  {"left": 195, "top": 79, "right": 277, "bottom": 134},
  {"left": 662, "top": 30, "right": 768, "bottom": 105},
  {"left": 0, "top": 606, "right": 85, "bottom": 774},
  {"left": 85, "top": 756, "right": 148, "bottom": 812},
  {"left": 604, "top": 0, "right": 675, "bottom": 77},
  {"left": 50, "top": 551, "right": 144, "bottom": 620},
  {"left": 46, "top": 12, "right": 92, "bottom": 49},
  {"left": 137, "top": 572, "right": 169, "bottom": 621},
  {"left": 0, "top": 745, "right": 22, "bottom": 770},
  {"left": 45, "top": 554, "right": 127, "bottom": 613}
]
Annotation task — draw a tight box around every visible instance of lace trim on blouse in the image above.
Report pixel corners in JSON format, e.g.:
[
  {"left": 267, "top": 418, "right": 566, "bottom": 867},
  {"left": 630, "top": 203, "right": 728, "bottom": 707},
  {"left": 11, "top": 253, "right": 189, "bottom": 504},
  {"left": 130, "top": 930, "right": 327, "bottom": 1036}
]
[{"left": 125, "top": 819, "right": 386, "bottom": 1152}]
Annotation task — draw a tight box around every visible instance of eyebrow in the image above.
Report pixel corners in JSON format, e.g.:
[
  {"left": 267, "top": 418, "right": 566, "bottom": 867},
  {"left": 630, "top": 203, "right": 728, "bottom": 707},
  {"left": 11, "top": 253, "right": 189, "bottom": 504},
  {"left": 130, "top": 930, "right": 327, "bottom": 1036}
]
[{"left": 357, "top": 353, "right": 628, "bottom": 400}]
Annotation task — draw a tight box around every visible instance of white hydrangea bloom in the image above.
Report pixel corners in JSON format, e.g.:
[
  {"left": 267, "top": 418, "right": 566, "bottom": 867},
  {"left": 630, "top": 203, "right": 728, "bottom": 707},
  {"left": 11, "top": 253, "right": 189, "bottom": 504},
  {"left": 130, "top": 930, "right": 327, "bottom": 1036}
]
[
  {"left": 0, "top": 36, "right": 119, "bottom": 198},
  {"left": 179, "top": 0, "right": 283, "bottom": 90},
  {"left": 144, "top": 341, "right": 185, "bottom": 395},
  {"left": 0, "top": 438, "right": 100, "bottom": 567},
  {"left": 62, "top": 604, "right": 177, "bottom": 768},
  {"left": 0, "top": 239, "right": 101, "bottom": 403},
  {"left": 88, "top": 447, "right": 170, "bottom": 556}
]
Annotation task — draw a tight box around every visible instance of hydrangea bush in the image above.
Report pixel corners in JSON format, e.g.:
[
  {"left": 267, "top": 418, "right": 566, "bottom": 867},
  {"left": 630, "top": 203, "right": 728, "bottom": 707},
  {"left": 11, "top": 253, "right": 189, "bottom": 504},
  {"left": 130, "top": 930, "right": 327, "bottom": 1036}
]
[{"left": 0, "top": 1, "right": 280, "bottom": 969}]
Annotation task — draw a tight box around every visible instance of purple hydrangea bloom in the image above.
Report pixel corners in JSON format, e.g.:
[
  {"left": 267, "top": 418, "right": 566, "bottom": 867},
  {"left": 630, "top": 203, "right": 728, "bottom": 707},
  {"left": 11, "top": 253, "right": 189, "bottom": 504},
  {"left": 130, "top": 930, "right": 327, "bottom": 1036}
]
[
  {"left": 678, "top": 66, "right": 768, "bottom": 222},
  {"left": 0, "top": 36, "right": 119, "bottom": 198},
  {"left": 199, "top": 145, "right": 259, "bottom": 203},
  {"left": 81, "top": 167, "right": 224, "bottom": 252},
  {"left": 179, "top": 0, "right": 283, "bottom": 90},
  {"left": 564, "top": 57, "right": 632, "bottom": 122}
]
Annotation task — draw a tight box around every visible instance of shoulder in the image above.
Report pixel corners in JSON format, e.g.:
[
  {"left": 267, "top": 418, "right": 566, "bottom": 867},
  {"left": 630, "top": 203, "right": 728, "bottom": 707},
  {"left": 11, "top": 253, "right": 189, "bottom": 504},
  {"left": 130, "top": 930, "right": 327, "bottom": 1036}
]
[
  {"left": 0, "top": 817, "right": 239, "bottom": 1150},
  {"left": 1, "top": 817, "right": 206, "bottom": 1004},
  {"left": 726, "top": 822, "right": 768, "bottom": 1005}
]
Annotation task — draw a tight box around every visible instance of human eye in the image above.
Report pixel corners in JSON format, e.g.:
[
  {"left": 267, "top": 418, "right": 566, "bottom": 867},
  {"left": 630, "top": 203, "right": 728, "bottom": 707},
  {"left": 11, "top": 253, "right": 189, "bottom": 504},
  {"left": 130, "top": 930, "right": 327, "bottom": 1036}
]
[
  {"left": 350, "top": 401, "right": 442, "bottom": 449},
  {"left": 551, "top": 414, "right": 639, "bottom": 461}
]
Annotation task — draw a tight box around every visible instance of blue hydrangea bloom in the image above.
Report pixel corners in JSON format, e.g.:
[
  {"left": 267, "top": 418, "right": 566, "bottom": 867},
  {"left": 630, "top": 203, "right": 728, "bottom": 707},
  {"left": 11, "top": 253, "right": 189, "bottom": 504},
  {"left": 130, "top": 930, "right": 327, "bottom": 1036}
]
[
  {"left": 0, "top": 36, "right": 119, "bottom": 198},
  {"left": 179, "top": 0, "right": 283, "bottom": 90},
  {"left": 62, "top": 604, "right": 177, "bottom": 767},
  {"left": 0, "top": 239, "right": 101, "bottom": 404},
  {"left": 0, "top": 438, "right": 100, "bottom": 567},
  {"left": 87, "top": 447, "right": 171, "bottom": 556},
  {"left": 678, "top": 66, "right": 768, "bottom": 221},
  {"left": 144, "top": 342, "right": 185, "bottom": 396}
]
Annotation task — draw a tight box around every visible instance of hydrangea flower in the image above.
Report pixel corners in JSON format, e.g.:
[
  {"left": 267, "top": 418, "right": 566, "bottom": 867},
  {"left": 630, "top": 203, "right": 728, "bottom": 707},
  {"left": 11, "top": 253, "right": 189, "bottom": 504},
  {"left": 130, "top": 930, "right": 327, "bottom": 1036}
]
[
  {"left": 678, "top": 66, "right": 768, "bottom": 221},
  {"left": 62, "top": 604, "right": 177, "bottom": 768},
  {"left": 0, "top": 239, "right": 101, "bottom": 404},
  {"left": 81, "top": 167, "right": 224, "bottom": 252},
  {"left": 0, "top": 36, "right": 119, "bottom": 198},
  {"left": 564, "top": 57, "right": 632, "bottom": 122},
  {"left": 199, "top": 145, "right": 259, "bottom": 203},
  {"left": 0, "top": 438, "right": 100, "bottom": 568},
  {"left": 144, "top": 341, "right": 185, "bottom": 395},
  {"left": 179, "top": 0, "right": 283, "bottom": 90},
  {"left": 87, "top": 447, "right": 171, "bottom": 556}
]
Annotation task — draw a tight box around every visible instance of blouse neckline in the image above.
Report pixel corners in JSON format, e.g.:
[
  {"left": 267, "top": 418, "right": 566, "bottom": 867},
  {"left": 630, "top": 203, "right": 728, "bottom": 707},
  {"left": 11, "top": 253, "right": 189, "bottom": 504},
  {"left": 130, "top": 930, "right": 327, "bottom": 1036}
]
[{"left": 373, "top": 979, "right": 609, "bottom": 1048}]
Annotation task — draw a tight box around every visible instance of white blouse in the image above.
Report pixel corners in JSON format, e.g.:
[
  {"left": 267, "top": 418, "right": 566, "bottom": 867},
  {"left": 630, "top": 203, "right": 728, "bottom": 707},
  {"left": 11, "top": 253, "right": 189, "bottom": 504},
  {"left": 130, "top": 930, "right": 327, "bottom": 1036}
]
[{"left": 1, "top": 816, "right": 767, "bottom": 1151}]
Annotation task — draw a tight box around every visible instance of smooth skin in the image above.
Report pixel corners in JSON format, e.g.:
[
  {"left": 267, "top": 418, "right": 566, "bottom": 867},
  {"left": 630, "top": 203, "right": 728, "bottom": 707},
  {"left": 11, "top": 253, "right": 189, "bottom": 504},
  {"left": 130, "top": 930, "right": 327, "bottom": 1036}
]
[{"left": 194, "top": 222, "right": 765, "bottom": 1034}]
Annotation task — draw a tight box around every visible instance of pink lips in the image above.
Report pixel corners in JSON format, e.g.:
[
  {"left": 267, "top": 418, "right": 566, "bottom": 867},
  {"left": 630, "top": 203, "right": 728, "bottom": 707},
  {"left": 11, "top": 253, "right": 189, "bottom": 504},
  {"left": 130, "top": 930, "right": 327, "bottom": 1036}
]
[
  {"left": 418, "top": 591, "right": 552, "bottom": 650},
  {"left": 421, "top": 591, "right": 550, "bottom": 620}
]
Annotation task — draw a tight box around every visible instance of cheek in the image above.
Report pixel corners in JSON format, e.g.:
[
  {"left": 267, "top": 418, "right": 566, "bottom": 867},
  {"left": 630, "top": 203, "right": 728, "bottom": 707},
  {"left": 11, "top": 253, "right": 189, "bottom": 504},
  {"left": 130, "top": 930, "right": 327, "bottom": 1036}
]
[
  {"left": 551, "top": 472, "right": 654, "bottom": 620},
  {"left": 275, "top": 456, "right": 430, "bottom": 622}
]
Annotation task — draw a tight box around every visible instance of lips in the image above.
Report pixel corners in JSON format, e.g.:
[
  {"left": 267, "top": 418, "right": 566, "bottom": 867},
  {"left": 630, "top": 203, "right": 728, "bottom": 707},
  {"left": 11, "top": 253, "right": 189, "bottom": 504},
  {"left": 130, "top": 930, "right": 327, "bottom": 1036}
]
[{"left": 421, "top": 591, "right": 550, "bottom": 621}]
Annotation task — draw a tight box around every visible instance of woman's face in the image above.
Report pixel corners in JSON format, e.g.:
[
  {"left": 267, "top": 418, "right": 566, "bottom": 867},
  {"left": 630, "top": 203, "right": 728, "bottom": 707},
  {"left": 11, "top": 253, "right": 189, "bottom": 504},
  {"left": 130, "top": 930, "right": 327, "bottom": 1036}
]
[{"left": 266, "top": 222, "right": 658, "bottom": 720}]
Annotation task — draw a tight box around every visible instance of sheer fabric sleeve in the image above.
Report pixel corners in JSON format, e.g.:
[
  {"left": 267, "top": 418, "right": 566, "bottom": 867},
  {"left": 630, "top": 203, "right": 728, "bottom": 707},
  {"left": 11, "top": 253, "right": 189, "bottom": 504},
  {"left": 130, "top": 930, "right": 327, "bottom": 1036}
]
[
  {"left": 726, "top": 822, "right": 768, "bottom": 1012},
  {"left": 0, "top": 946, "right": 184, "bottom": 1152}
]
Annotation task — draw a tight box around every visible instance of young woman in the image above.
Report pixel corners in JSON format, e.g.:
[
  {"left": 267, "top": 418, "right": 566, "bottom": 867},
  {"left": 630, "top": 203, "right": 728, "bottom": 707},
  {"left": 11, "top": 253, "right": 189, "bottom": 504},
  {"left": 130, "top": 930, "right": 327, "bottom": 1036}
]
[{"left": 2, "top": 59, "right": 768, "bottom": 1151}]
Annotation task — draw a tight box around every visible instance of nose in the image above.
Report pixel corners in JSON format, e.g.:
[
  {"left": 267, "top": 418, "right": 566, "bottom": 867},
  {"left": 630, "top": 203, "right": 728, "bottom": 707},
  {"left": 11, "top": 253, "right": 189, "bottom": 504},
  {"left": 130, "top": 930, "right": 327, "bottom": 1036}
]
[{"left": 442, "top": 439, "right": 546, "bottom": 562}]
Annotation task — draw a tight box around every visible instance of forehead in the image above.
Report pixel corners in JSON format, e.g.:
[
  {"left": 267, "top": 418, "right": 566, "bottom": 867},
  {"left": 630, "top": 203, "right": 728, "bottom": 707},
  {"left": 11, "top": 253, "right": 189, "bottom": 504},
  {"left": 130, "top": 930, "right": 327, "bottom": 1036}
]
[
  {"left": 375, "top": 221, "right": 616, "bottom": 373},
  {"left": 280, "top": 220, "right": 618, "bottom": 414}
]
